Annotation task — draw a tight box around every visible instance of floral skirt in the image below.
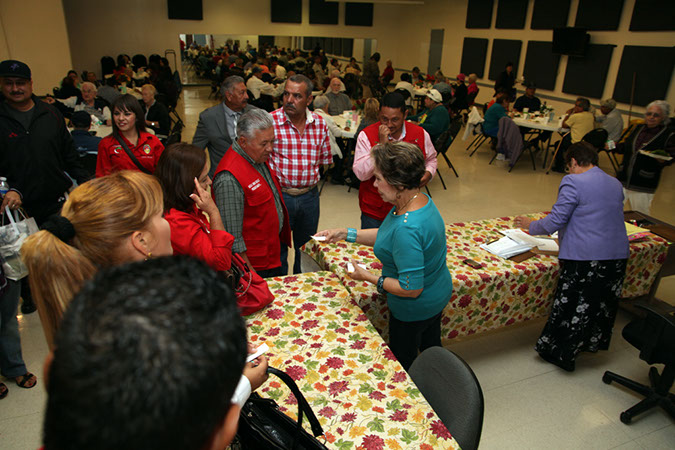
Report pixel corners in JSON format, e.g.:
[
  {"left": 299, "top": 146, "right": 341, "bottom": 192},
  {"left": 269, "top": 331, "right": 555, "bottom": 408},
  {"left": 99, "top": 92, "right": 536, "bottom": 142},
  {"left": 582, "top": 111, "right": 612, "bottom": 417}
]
[{"left": 535, "top": 259, "right": 628, "bottom": 365}]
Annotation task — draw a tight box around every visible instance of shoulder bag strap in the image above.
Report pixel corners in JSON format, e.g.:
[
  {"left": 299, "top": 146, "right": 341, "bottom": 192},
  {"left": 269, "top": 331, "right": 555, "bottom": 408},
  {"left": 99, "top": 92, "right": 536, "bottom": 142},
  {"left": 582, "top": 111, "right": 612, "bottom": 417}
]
[
  {"left": 267, "top": 367, "right": 325, "bottom": 438},
  {"left": 115, "top": 136, "right": 152, "bottom": 174}
]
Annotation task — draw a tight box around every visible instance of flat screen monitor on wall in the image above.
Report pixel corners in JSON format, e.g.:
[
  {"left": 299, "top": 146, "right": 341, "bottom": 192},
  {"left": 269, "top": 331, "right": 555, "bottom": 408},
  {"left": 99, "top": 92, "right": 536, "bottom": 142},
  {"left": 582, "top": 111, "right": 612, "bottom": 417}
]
[
  {"left": 552, "top": 28, "right": 589, "bottom": 57},
  {"left": 167, "top": 0, "right": 203, "bottom": 20}
]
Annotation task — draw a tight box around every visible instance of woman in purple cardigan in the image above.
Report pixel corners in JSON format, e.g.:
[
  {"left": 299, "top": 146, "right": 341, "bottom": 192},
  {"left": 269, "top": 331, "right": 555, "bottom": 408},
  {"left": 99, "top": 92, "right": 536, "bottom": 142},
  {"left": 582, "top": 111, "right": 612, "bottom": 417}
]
[{"left": 514, "top": 142, "right": 629, "bottom": 372}]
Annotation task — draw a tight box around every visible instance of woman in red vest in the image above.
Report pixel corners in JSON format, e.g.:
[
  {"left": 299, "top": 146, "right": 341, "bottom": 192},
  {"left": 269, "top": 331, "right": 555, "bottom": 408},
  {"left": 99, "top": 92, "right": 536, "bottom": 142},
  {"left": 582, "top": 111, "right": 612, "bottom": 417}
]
[{"left": 154, "top": 143, "right": 235, "bottom": 272}]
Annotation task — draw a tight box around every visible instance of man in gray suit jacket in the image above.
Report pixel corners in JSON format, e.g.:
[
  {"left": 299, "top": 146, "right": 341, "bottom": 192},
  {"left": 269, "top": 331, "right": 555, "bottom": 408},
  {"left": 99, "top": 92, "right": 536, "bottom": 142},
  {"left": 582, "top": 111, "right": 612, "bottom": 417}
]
[{"left": 192, "top": 75, "right": 258, "bottom": 177}]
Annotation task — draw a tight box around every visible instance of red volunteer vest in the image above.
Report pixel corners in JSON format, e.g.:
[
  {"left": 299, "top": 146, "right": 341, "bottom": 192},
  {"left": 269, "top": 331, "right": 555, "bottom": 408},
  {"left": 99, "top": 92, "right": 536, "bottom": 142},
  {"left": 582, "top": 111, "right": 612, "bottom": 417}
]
[
  {"left": 360, "top": 122, "right": 427, "bottom": 221},
  {"left": 213, "top": 148, "right": 291, "bottom": 271}
]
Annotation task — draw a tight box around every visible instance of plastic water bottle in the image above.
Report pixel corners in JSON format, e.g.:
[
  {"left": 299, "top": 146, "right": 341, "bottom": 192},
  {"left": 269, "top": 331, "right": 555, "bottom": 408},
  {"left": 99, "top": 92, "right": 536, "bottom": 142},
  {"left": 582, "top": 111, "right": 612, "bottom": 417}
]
[{"left": 0, "top": 177, "right": 9, "bottom": 198}]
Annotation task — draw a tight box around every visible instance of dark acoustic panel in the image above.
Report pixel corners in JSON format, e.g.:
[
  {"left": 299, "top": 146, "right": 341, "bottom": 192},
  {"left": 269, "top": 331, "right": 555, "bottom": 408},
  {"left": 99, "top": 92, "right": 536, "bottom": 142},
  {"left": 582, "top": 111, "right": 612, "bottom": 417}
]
[
  {"left": 613, "top": 46, "right": 675, "bottom": 107},
  {"left": 271, "top": 0, "right": 302, "bottom": 23},
  {"left": 562, "top": 44, "right": 615, "bottom": 99},
  {"left": 630, "top": 0, "right": 675, "bottom": 31},
  {"left": 575, "top": 0, "right": 624, "bottom": 31},
  {"left": 496, "top": 0, "right": 528, "bottom": 29},
  {"left": 523, "top": 41, "right": 561, "bottom": 91},
  {"left": 466, "top": 0, "right": 494, "bottom": 29},
  {"left": 460, "top": 38, "right": 489, "bottom": 78},
  {"left": 531, "top": 0, "right": 570, "bottom": 30},
  {"left": 341, "top": 38, "right": 354, "bottom": 58},
  {"left": 167, "top": 0, "right": 203, "bottom": 20},
  {"left": 259, "top": 35, "right": 275, "bottom": 48},
  {"left": 489, "top": 39, "right": 522, "bottom": 81},
  {"left": 309, "top": 0, "right": 339, "bottom": 25},
  {"left": 324, "top": 38, "right": 334, "bottom": 54},
  {"left": 345, "top": 2, "right": 373, "bottom": 26}
]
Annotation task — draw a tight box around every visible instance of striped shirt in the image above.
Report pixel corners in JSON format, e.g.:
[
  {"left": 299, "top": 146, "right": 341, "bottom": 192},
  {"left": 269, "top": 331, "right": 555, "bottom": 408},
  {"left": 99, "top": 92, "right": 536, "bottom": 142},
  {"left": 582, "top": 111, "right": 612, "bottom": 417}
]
[{"left": 269, "top": 108, "right": 332, "bottom": 189}]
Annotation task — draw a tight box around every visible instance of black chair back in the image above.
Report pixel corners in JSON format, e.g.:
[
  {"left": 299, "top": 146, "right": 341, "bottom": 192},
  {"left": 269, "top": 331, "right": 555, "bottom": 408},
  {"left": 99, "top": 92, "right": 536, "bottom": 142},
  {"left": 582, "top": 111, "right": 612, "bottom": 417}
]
[
  {"left": 582, "top": 128, "right": 609, "bottom": 150},
  {"left": 132, "top": 54, "right": 148, "bottom": 69},
  {"left": 409, "top": 347, "right": 484, "bottom": 450},
  {"left": 100, "top": 56, "right": 115, "bottom": 76}
]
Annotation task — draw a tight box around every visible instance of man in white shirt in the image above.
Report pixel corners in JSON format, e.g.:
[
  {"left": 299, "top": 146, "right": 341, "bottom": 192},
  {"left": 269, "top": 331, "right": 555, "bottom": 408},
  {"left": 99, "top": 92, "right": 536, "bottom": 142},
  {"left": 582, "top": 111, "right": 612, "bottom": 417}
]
[
  {"left": 595, "top": 98, "right": 624, "bottom": 142},
  {"left": 246, "top": 67, "right": 283, "bottom": 100}
]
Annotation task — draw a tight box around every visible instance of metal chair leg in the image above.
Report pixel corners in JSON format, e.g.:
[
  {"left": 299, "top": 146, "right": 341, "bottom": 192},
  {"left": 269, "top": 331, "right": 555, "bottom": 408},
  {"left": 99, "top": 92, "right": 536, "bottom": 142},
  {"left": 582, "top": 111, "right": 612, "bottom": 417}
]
[{"left": 442, "top": 153, "right": 459, "bottom": 177}]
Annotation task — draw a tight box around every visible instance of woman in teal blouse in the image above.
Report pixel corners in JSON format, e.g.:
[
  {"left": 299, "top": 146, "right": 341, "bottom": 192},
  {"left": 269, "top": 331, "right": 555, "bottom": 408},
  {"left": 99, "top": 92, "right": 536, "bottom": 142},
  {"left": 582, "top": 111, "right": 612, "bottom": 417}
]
[{"left": 317, "top": 141, "right": 452, "bottom": 370}]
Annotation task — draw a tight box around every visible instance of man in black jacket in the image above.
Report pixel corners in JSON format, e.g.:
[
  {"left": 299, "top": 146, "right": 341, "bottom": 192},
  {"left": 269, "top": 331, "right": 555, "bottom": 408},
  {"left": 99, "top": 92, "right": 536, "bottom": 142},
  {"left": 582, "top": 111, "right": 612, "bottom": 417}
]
[{"left": 0, "top": 59, "right": 90, "bottom": 225}]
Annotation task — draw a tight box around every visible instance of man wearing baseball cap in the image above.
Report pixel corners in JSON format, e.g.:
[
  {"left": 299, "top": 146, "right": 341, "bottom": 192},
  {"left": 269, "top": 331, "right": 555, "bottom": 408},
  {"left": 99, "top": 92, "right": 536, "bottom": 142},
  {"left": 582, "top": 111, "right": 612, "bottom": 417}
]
[
  {"left": 0, "top": 60, "right": 90, "bottom": 315},
  {"left": 408, "top": 88, "right": 450, "bottom": 142}
]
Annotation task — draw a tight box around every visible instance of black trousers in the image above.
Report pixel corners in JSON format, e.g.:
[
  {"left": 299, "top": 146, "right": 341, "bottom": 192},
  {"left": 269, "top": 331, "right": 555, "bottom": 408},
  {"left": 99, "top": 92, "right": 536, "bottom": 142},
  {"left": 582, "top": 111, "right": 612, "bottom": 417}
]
[{"left": 389, "top": 311, "right": 442, "bottom": 371}]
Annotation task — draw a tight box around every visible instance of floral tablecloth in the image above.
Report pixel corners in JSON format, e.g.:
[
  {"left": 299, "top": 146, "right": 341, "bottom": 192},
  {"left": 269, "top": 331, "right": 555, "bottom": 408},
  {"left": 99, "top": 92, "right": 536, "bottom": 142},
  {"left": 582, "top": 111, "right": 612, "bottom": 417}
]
[
  {"left": 302, "top": 213, "right": 669, "bottom": 343},
  {"left": 245, "top": 272, "right": 460, "bottom": 450}
]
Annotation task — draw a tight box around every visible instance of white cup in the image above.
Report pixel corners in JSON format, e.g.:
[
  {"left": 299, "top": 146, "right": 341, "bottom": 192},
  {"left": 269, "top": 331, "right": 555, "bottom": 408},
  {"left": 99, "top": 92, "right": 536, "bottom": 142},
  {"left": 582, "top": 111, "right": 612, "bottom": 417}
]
[{"left": 523, "top": 108, "right": 529, "bottom": 113}]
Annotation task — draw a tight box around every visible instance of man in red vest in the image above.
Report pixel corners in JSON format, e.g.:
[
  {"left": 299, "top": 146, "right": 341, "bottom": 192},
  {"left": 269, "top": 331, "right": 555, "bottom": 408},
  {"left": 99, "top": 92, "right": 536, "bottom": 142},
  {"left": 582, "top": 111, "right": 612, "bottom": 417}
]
[
  {"left": 353, "top": 92, "right": 438, "bottom": 228},
  {"left": 212, "top": 109, "right": 291, "bottom": 278}
]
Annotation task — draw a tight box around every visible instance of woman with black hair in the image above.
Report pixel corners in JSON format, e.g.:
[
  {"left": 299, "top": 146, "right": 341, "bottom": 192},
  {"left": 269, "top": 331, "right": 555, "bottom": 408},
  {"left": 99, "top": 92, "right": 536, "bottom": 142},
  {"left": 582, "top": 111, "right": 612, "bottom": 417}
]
[{"left": 96, "top": 94, "right": 164, "bottom": 176}]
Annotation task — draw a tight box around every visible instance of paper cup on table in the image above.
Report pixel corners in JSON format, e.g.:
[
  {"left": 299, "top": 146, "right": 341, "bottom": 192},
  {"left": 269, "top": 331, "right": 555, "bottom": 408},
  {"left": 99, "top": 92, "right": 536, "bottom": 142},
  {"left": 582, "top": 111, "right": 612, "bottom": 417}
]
[{"left": 523, "top": 108, "right": 529, "bottom": 113}]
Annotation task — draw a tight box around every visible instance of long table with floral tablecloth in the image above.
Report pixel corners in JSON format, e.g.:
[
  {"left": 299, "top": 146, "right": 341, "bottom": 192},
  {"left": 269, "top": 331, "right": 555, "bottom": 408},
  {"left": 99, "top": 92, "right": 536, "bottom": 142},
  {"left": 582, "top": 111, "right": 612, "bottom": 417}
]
[
  {"left": 245, "top": 271, "right": 460, "bottom": 450},
  {"left": 302, "top": 213, "right": 670, "bottom": 343}
]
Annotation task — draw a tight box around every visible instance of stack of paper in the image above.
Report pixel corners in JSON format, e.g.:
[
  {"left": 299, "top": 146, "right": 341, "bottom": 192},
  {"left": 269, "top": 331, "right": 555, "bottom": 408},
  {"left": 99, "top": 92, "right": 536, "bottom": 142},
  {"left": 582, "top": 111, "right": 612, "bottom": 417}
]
[
  {"left": 480, "top": 235, "right": 533, "bottom": 259},
  {"left": 503, "top": 228, "right": 560, "bottom": 252},
  {"left": 625, "top": 222, "right": 651, "bottom": 242}
]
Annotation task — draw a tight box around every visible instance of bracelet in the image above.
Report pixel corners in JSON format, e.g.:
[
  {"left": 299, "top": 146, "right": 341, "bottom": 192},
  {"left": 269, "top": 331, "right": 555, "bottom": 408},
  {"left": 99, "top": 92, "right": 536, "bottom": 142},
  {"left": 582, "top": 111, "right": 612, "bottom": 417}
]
[
  {"left": 346, "top": 227, "right": 357, "bottom": 243},
  {"left": 376, "top": 276, "right": 386, "bottom": 294}
]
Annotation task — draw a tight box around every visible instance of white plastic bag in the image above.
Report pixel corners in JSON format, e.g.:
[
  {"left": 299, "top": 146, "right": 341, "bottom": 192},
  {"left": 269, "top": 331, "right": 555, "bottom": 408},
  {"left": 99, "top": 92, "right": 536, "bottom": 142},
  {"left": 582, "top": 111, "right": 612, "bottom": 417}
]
[{"left": 0, "top": 206, "right": 39, "bottom": 280}]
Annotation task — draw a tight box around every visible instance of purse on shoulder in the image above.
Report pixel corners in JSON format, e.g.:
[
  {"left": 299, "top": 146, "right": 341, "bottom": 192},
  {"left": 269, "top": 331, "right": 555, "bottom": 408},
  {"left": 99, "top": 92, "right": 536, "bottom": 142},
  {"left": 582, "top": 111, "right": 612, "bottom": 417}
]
[{"left": 232, "top": 367, "right": 328, "bottom": 450}]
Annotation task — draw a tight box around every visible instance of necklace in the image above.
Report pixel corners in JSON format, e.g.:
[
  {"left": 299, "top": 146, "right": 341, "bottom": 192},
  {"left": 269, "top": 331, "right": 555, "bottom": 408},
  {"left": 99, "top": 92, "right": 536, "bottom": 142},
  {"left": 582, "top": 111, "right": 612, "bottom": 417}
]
[{"left": 393, "top": 192, "right": 419, "bottom": 215}]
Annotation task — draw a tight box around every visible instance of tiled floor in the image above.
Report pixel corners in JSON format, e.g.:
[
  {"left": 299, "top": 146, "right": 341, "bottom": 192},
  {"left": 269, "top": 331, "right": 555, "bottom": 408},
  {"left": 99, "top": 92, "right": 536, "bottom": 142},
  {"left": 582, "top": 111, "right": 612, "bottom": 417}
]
[{"left": 1, "top": 86, "right": 673, "bottom": 449}]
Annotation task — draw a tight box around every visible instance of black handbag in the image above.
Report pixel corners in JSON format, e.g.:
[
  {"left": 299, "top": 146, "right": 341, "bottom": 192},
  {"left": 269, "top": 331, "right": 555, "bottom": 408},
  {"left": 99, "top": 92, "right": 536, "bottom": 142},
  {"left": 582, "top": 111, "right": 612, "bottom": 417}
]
[{"left": 232, "top": 367, "right": 328, "bottom": 450}]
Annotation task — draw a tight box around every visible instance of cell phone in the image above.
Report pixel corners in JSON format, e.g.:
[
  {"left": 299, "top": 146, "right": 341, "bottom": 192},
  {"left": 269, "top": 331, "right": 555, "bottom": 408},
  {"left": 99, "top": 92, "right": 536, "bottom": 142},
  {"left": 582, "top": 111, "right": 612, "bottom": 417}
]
[{"left": 463, "top": 258, "right": 482, "bottom": 269}]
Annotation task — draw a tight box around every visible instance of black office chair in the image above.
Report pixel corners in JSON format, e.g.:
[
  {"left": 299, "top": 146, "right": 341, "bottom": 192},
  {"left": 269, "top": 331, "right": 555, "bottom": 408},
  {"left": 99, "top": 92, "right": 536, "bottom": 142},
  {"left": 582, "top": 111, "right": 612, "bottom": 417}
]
[
  {"left": 434, "top": 117, "right": 462, "bottom": 179},
  {"left": 132, "top": 54, "right": 148, "bottom": 69},
  {"left": 582, "top": 128, "right": 620, "bottom": 174},
  {"left": 602, "top": 301, "right": 675, "bottom": 424},
  {"left": 409, "top": 347, "right": 484, "bottom": 450}
]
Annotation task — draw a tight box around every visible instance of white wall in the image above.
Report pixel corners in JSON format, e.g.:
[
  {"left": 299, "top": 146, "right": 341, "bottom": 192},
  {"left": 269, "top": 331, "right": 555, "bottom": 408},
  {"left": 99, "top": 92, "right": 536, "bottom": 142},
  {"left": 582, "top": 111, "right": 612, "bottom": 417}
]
[
  {"left": 58, "top": 0, "right": 674, "bottom": 112},
  {"left": 0, "top": 0, "right": 73, "bottom": 95}
]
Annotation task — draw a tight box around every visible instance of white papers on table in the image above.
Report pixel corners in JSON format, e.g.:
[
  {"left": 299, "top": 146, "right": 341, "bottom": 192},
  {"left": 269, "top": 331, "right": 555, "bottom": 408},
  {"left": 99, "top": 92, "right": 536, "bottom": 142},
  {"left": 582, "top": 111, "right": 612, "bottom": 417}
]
[{"left": 480, "top": 236, "right": 533, "bottom": 259}]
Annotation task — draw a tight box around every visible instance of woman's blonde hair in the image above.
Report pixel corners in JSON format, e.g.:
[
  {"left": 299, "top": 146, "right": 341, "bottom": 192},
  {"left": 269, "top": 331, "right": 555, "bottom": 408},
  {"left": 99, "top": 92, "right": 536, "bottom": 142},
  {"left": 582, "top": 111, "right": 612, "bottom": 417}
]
[
  {"left": 363, "top": 98, "right": 380, "bottom": 122},
  {"left": 21, "top": 171, "right": 163, "bottom": 349}
]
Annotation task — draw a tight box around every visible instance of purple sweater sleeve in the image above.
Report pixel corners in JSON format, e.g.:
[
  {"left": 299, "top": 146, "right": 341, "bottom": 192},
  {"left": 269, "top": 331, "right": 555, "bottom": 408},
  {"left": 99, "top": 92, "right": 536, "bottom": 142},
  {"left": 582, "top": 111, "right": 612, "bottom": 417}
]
[{"left": 529, "top": 177, "right": 577, "bottom": 236}]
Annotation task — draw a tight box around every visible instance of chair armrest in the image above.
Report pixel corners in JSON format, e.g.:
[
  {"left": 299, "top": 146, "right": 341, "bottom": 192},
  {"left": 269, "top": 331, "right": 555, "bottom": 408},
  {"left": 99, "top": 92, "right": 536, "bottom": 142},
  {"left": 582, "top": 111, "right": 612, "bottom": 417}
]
[{"left": 634, "top": 300, "right": 675, "bottom": 328}]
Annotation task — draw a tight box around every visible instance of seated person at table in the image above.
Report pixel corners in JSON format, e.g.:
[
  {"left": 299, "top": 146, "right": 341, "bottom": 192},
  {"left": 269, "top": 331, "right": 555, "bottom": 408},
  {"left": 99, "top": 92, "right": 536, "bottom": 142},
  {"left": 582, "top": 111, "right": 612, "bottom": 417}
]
[
  {"left": 432, "top": 73, "right": 452, "bottom": 100},
  {"left": 155, "top": 143, "right": 235, "bottom": 272},
  {"left": 317, "top": 141, "right": 452, "bottom": 371},
  {"left": 353, "top": 92, "right": 437, "bottom": 229},
  {"left": 97, "top": 76, "right": 122, "bottom": 106},
  {"left": 356, "top": 98, "right": 380, "bottom": 137},
  {"left": 70, "top": 111, "right": 101, "bottom": 176},
  {"left": 615, "top": 100, "right": 675, "bottom": 215},
  {"left": 467, "top": 73, "right": 479, "bottom": 100},
  {"left": 515, "top": 142, "right": 629, "bottom": 372},
  {"left": 450, "top": 73, "right": 469, "bottom": 113},
  {"left": 513, "top": 82, "right": 541, "bottom": 112},
  {"left": 96, "top": 94, "right": 164, "bottom": 176},
  {"left": 42, "top": 256, "right": 258, "bottom": 450},
  {"left": 381, "top": 59, "right": 395, "bottom": 86},
  {"left": 213, "top": 109, "right": 291, "bottom": 278},
  {"left": 394, "top": 73, "right": 415, "bottom": 107},
  {"left": 246, "top": 67, "right": 282, "bottom": 110},
  {"left": 345, "top": 57, "right": 361, "bottom": 75},
  {"left": 271, "top": 58, "right": 286, "bottom": 80},
  {"left": 552, "top": 97, "right": 596, "bottom": 172},
  {"left": 595, "top": 98, "right": 623, "bottom": 143},
  {"left": 483, "top": 93, "right": 510, "bottom": 137},
  {"left": 56, "top": 75, "right": 81, "bottom": 100},
  {"left": 408, "top": 89, "right": 450, "bottom": 143},
  {"left": 85, "top": 71, "right": 100, "bottom": 88},
  {"left": 325, "top": 77, "right": 352, "bottom": 116},
  {"left": 48, "top": 81, "right": 111, "bottom": 125},
  {"left": 411, "top": 66, "right": 423, "bottom": 86},
  {"left": 140, "top": 84, "right": 170, "bottom": 138},
  {"left": 313, "top": 96, "right": 349, "bottom": 185},
  {"left": 494, "top": 62, "right": 516, "bottom": 101}
]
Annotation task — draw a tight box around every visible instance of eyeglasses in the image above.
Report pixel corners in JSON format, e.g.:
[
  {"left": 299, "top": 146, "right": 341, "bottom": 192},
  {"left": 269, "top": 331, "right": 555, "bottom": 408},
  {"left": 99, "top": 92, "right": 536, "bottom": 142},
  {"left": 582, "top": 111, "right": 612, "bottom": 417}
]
[{"left": 645, "top": 112, "right": 661, "bottom": 117}]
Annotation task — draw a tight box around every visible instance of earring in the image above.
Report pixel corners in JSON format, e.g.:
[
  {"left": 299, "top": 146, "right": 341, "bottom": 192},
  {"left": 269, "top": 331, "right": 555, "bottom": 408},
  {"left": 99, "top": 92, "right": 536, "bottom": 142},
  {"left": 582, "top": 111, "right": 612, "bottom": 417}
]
[{"left": 145, "top": 252, "right": 152, "bottom": 261}]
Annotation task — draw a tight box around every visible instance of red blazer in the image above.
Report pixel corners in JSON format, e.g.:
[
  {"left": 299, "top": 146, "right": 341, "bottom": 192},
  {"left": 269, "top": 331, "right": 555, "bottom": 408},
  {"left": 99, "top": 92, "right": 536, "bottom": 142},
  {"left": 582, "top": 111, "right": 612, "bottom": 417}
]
[
  {"left": 164, "top": 206, "right": 234, "bottom": 271},
  {"left": 213, "top": 148, "right": 291, "bottom": 271},
  {"left": 360, "top": 122, "right": 427, "bottom": 221},
  {"left": 96, "top": 131, "right": 164, "bottom": 177}
]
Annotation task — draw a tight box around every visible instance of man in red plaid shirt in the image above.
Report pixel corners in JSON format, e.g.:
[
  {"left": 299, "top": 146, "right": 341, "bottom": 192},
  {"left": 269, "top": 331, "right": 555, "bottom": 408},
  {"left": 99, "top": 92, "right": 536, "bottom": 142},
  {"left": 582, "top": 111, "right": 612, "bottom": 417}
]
[{"left": 270, "top": 74, "right": 332, "bottom": 274}]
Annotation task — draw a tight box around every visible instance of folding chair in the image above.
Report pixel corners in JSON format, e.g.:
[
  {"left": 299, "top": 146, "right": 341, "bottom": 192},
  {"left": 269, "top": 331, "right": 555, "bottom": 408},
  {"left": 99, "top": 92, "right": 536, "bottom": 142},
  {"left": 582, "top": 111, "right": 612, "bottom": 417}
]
[
  {"left": 434, "top": 118, "right": 462, "bottom": 179},
  {"left": 546, "top": 132, "right": 571, "bottom": 174}
]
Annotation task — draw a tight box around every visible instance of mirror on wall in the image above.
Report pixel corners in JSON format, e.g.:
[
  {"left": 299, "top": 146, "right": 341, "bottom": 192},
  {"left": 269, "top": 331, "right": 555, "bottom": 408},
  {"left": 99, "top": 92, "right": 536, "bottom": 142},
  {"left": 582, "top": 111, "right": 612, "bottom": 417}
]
[{"left": 179, "top": 34, "right": 377, "bottom": 84}]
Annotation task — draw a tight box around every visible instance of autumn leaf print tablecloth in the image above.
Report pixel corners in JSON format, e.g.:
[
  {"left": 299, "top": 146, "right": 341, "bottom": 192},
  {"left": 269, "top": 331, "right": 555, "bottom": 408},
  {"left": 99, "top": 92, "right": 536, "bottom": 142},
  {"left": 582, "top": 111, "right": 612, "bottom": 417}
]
[
  {"left": 302, "top": 213, "right": 669, "bottom": 342},
  {"left": 245, "top": 271, "right": 461, "bottom": 450}
]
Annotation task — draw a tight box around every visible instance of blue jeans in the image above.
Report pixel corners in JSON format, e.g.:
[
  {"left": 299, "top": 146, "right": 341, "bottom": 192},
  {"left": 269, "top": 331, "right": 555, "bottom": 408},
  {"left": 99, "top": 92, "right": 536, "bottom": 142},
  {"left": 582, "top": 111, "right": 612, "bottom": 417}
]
[
  {"left": 281, "top": 187, "right": 320, "bottom": 274},
  {"left": 0, "top": 279, "right": 27, "bottom": 378},
  {"left": 360, "top": 213, "right": 383, "bottom": 230}
]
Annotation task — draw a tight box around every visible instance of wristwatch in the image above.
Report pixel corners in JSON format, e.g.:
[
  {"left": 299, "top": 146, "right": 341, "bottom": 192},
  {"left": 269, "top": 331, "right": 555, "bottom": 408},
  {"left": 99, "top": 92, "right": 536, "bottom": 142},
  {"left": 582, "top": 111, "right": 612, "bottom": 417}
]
[{"left": 376, "top": 276, "right": 386, "bottom": 294}]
